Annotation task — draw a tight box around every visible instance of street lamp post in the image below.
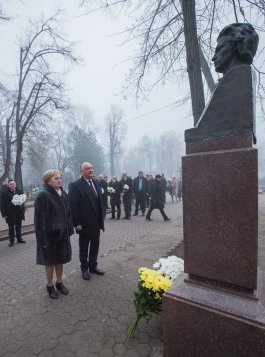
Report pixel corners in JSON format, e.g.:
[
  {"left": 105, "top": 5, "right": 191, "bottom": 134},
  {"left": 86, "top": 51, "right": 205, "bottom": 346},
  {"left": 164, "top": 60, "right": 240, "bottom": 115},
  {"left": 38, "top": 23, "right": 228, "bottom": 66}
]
[{"left": 20, "top": 157, "right": 23, "bottom": 191}]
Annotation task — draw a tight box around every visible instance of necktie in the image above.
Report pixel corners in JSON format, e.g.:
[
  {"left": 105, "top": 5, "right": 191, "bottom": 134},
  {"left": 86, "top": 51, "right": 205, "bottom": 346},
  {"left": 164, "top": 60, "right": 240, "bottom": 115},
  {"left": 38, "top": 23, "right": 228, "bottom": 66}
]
[{"left": 89, "top": 180, "right": 97, "bottom": 198}]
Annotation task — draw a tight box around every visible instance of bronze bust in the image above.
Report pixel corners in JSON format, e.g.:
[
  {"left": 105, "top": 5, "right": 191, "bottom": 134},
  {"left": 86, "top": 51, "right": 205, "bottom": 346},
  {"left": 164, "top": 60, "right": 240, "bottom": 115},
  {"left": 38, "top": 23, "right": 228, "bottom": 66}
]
[
  {"left": 212, "top": 23, "right": 259, "bottom": 74},
  {"left": 185, "top": 23, "right": 259, "bottom": 143}
]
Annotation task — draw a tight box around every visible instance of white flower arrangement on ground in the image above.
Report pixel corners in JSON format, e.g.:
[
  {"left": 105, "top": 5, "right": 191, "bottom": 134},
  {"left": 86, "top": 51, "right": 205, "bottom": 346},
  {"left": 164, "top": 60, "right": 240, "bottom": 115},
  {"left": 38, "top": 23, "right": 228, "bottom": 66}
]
[
  {"left": 123, "top": 184, "right": 129, "bottom": 190},
  {"left": 107, "top": 187, "right": 115, "bottom": 194},
  {"left": 153, "top": 255, "right": 184, "bottom": 281},
  {"left": 11, "top": 194, "right": 27, "bottom": 206}
]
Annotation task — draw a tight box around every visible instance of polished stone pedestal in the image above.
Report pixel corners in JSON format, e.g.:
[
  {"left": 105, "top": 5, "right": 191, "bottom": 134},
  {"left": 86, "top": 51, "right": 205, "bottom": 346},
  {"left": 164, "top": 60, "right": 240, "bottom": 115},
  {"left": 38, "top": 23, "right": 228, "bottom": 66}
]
[
  {"left": 162, "top": 133, "right": 263, "bottom": 356},
  {"left": 163, "top": 271, "right": 265, "bottom": 357}
]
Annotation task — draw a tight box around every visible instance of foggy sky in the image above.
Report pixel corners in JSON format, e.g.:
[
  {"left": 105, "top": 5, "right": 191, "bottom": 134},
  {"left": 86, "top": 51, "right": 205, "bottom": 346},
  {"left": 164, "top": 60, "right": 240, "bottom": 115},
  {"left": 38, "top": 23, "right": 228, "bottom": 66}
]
[{"left": 0, "top": 0, "right": 264, "bottom": 150}]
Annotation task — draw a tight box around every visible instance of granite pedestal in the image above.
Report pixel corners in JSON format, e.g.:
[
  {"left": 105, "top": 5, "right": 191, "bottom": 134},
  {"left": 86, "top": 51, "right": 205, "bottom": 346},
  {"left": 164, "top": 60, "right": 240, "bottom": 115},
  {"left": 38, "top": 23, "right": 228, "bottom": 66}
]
[{"left": 163, "top": 133, "right": 265, "bottom": 356}]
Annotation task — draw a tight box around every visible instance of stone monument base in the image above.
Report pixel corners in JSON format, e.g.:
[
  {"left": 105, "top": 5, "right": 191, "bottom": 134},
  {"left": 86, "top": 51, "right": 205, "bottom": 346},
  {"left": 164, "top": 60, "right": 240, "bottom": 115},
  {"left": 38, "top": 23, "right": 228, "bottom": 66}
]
[{"left": 163, "top": 271, "right": 265, "bottom": 357}]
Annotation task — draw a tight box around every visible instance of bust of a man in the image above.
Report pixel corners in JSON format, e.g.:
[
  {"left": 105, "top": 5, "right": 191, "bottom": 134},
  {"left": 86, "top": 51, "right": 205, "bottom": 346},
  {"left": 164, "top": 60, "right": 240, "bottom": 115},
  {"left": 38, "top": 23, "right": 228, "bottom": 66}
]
[
  {"left": 185, "top": 23, "right": 259, "bottom": 142},
  {"left": 212, "top": 23, "right": 259, "bottom": 74}
]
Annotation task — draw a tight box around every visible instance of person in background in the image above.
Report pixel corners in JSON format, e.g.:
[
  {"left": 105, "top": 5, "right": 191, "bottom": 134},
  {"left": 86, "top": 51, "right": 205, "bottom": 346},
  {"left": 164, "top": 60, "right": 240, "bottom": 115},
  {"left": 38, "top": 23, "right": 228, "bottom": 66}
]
[
  {"left": 146, "top": 174, "right": 171, "bottom": 222},
  {"left": 161, "top": 173, "right": 167, "bottom": 204},
  {"left": 98, "top": 174, "right": 108, "bottom": 219},
  {"left": 170, "top": 176, "right": 179, "bottom": 203},
  {"left": 145, "top": 174, "right": 151, "bottom": 208},
  {"left": 133, "top": 171, "right": 149, "bottom": 217},
  {"left": 68, "top": 162, "right": 105, "bottom": 281},
  {"left": 1, "top": 179, "right": 26, "bottom": 247},
  {"left": 104, "top": 176, "right": 110, "bottom": 209},
  {"left": 120, "top": 171, "right": 133, "bottom": 220},
  {"left": 178, "top": 177, "right": 183, "bottom": 201},
  {"left": 34, "top": 170, "right": 73, "bottom": 299},
  {"left": 109, "top": 175, "right": 122, "bottom": 220},
  {"left": 0, "top": 181, "right": 7, "bottom": 194}
]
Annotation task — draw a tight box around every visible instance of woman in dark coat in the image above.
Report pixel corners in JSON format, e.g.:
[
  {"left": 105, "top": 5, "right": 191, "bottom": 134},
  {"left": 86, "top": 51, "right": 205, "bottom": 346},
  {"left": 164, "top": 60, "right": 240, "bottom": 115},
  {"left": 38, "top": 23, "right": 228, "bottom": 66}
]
[
  {"left": 108, "top": 175, "right": 122, "bottom": 220},
  {"left": 34, "top": 170, "right": 74, "bottom": 299},
  {"left": 146, "top": 174, "right": 171, "bottom": 222}
]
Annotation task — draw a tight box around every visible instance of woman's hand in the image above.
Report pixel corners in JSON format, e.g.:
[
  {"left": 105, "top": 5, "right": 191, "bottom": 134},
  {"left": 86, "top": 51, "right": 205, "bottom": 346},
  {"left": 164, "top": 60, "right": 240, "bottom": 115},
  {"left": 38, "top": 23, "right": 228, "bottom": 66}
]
[
  {"left": 75, "top": 225, "right": 82, "bottom": 231},
  {"left": 42, "top": 245, "right": 47, "bottom": 248}
]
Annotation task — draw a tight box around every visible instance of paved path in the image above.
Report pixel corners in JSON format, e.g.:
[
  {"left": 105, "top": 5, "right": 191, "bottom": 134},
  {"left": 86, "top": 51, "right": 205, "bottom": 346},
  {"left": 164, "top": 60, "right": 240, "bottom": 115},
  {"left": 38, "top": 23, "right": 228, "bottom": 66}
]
[{"left": 0, "top": 195, "right": 265, "bottom": 357}]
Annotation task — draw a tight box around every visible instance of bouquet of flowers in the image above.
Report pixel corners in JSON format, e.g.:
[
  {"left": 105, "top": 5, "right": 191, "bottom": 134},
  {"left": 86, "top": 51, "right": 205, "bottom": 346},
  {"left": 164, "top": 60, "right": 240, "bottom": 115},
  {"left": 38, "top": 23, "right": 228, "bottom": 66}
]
[
  {"left": 124, "top": 267, "right": 172, "bottom": 341},
  {"left": 101, "top": 187, "right": 104, "bottom": 194},
  {"left": 11, "top": 194, "right": 27, "bottom": 213},
  {"left": 107, "top": 187, "right": 115, "bottom": 197},
  {"left": 123, "top": 184, "right": 129, "bottom": 191},
  {"left": 153, "top": 255, "right": 184, "bottom": 281}
]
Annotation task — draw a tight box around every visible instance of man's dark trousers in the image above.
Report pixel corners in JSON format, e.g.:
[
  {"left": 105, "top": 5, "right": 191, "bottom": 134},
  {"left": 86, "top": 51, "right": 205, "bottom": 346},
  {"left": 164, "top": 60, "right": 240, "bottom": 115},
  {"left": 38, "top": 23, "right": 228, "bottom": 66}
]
[
  {"left": 8, "top": 216, "right": 22, "bottom": 243},
  {"left": 79, "top": 235, "right": 99, "bottom": 272},
  {"left": 123, "top": 198, "right": 131, "bottom": 218},
  {"left": 135, "top": 192, "right": 145, "bottom": 214}
]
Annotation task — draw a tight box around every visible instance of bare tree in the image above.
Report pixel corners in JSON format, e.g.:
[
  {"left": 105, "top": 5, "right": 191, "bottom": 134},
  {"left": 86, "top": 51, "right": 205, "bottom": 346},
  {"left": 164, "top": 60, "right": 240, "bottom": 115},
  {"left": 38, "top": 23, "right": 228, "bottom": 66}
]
[
  {"left": 81, "top": 1, "right": 265, "bottom": 125},
  {"left": 0, "top": 87, "right": 16, "bottom": 182},
  {"left": 104, "top": 104, "right": 127, "bottom": 176},
  {"left": 138, "top": 135, "right": 154, "bottom": 174},
  {"left": 10, "top": 9, "right": 81, "bottom": 188}
]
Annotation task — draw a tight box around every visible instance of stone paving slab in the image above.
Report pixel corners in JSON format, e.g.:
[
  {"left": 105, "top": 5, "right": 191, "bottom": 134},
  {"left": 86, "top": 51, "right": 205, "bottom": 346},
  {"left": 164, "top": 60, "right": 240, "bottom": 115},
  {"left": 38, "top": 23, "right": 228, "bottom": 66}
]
[
  {"left": 0, "top": 200, "right": 183, "bottom": 357},
  {"left": 0, "top": 195, "right": 265, "bottom": 357}
]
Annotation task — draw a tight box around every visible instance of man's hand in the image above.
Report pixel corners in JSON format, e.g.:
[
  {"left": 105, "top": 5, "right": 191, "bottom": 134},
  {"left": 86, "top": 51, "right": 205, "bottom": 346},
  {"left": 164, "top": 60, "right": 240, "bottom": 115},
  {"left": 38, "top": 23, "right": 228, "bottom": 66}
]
[
  {"left": 75, "top": 225, "right": 82, "bottom": 231},
  {"left": 42, "top": 245, "right": 47, "bottom": 248},
  {"left": 4, "top": 216, "right": 8, "bottom": 218}
]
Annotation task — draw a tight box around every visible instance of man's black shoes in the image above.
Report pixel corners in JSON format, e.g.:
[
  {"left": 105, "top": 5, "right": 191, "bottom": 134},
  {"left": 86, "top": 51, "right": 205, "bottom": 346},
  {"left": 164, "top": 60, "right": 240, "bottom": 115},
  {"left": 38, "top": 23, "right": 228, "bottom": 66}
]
[
  {"left": 133, "top": 213, "right": 138, "bottom": 216},
  {"left": 89, "top": 268, "right": 105, "bottom": 275},
  {"left": 8, "top": 242, "right": 14, "bottom": 247},
  {"left": 17, "top": 239, "right": 26, "bottom": 243},
  {"left": 82, "top": 271, "right": 91, "bottom": 280}
]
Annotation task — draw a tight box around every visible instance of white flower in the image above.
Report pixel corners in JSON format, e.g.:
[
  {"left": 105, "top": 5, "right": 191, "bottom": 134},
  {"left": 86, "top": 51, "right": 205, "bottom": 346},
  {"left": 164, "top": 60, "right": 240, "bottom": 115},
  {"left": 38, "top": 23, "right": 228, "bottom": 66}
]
[
  {"left": 123, "top": 184, "right": 129, "bottom": 190},
  {"left": 107, "top": 187, "right": 115, "bottom": 194},
  {"left": 153, "top": 255, "right": 184, "bottom": 282},
  {"left": 11, "top": 194, "right": 27, "bottom": 206},
  {"left": 101, "top": 188, "right": 104, "bottom": 194}
]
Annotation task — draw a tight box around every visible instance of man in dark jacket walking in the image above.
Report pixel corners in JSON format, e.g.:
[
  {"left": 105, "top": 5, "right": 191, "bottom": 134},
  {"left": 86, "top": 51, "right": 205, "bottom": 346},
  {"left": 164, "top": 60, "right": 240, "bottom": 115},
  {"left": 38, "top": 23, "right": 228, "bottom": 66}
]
[
  {"left": 133, "top": 171, "right": 149, "bottom": 216},
  {"left": 1, "top": 179, "right": 26, "bottom": 246},
  {"left": 146, "top": 175, "right": 171, "bottom": 222},
  {"left": 68, "top": 162, "right": 105, "bottom": 281}
]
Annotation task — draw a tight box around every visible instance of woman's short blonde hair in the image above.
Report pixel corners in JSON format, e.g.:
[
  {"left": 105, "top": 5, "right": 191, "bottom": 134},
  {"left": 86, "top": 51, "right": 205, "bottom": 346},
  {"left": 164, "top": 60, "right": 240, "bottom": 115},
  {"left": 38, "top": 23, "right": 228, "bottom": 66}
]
[{"left": 43, "top": 170, "right": 61, "bottom": 185}]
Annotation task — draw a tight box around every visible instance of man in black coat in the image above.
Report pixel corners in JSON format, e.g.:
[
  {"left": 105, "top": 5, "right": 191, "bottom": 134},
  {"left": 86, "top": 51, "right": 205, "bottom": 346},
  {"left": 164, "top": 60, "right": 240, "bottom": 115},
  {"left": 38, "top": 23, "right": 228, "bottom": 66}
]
[
  {"left": 120, "top": 171, "right": 133, "bottom": 220},
  {"left": 68, "top": 162, "right": 105, "bottom": 280},
  {"left": 1, "top": 179, "right": 26, "bottom": 246},
  {"left": 98, "top": 174, "right": 108, "bottom": 219},
  {"left": 133, "top": 171, "right": 149, "bottom": 216},
  {"left": 161, "top": 173, "right": 167, "bottom": 204}
]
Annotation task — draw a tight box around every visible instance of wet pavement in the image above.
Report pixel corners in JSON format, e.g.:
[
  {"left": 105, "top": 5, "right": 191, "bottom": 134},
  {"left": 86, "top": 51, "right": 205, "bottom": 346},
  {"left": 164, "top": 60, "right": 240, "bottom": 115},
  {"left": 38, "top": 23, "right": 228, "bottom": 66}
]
[{"left": 0, "top": 194, "right": 265, "bottom": 357}]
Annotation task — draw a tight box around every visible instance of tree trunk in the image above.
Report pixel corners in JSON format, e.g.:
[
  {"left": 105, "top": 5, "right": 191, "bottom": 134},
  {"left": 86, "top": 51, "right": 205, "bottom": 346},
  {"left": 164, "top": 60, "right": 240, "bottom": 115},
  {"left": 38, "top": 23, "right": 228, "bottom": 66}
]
[
  {"left": 198, "top": 44, "right": 215, "bottom": 93},
  {"left": 14, "top": 139, "right": 23, "bottom": 189},
  {"left": 0, "top": 119, "right": 12, "bottom": 182},
  {"left": 181, "top": 0, "right": 205, "bottom": 126}
]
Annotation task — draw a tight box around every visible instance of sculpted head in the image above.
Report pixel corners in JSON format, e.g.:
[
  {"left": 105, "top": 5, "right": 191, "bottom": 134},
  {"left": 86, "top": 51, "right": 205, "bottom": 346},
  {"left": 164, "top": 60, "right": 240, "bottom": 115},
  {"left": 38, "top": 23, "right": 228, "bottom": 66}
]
[{"left": 212, "top": 23, "right": 259, "bottom": 74}]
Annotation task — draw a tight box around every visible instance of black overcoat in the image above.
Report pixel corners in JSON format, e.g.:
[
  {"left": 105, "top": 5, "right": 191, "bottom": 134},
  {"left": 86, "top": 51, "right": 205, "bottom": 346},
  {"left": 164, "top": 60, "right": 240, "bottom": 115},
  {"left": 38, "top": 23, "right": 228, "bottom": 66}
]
[
  {"left": 34, "top": 186, "right": 74, "bottom": 266},
  {"left": 150, "top": 180, "right": 164, "bottom": 209},
  {"left": 0, "top": 188, "right": 25, "bottom": 223},
  {"left": 120, "top": 177, "right": 133, "bottom": 199},
  {"left": 98, "top": 179, "right": 108, "bottom": 204},
  {"left": 68, "top": 177, "right": 105, "bottom": 236},
  {"left": 108, "top": 181, "right": 122, "bottom": 206}
]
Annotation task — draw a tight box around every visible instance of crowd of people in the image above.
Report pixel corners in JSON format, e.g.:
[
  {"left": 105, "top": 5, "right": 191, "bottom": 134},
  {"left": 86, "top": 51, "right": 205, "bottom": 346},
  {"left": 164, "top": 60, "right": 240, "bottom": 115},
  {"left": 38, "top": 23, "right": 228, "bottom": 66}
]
[{"left": 0, "top": 163, "right": 182, "bottom": 299}]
